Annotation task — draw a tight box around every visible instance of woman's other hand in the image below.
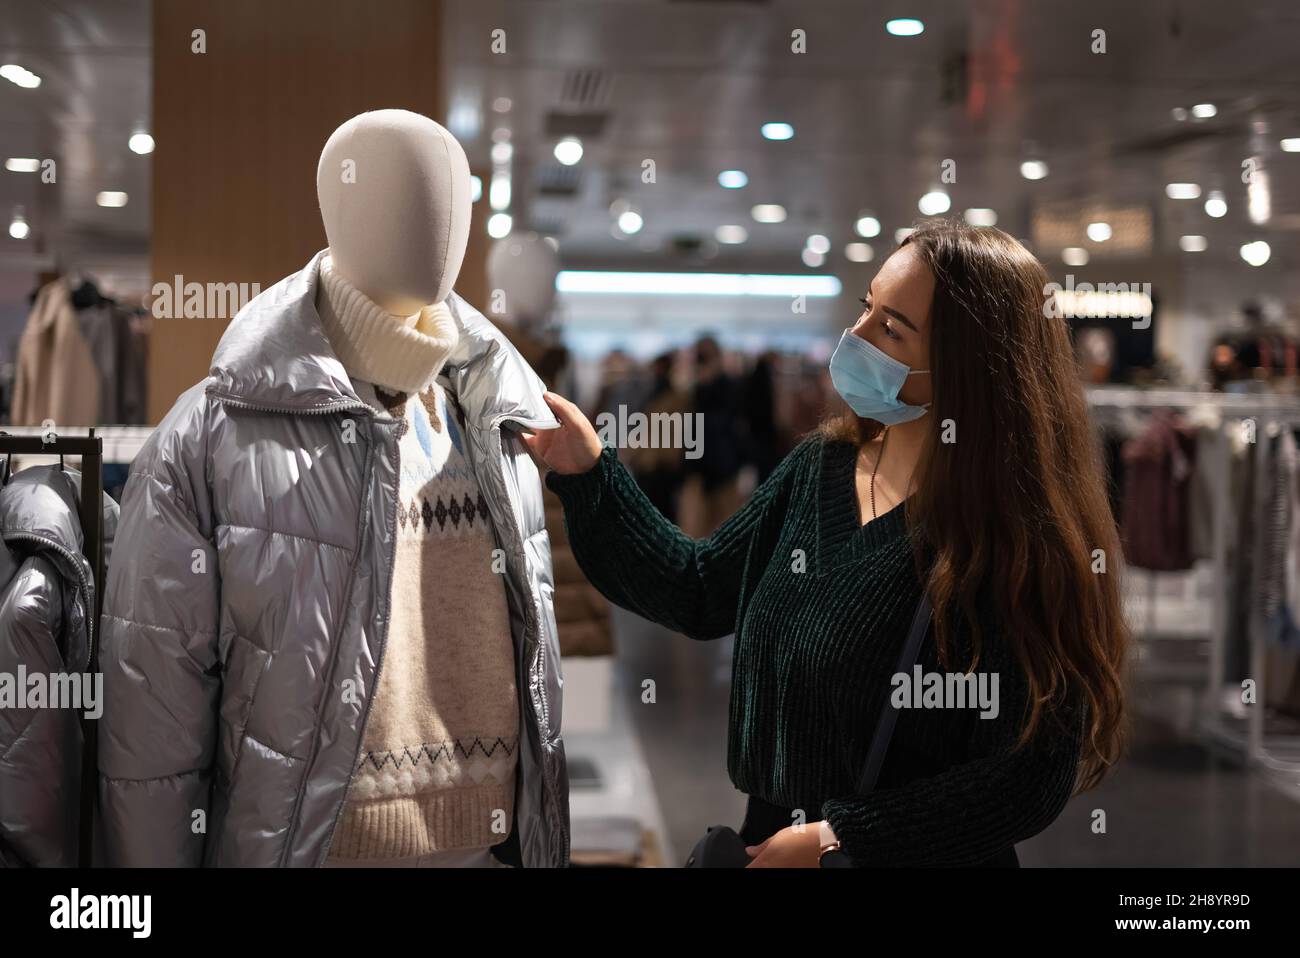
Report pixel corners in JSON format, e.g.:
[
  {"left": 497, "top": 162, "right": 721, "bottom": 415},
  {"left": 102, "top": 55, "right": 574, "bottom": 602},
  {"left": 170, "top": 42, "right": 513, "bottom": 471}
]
[{"left": 520, "top": 391, "right": 605, "bottom": 475}]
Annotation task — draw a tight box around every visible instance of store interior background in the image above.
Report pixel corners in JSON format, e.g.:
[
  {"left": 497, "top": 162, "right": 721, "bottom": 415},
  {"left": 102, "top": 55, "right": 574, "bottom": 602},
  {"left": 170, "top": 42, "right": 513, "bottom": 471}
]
[{"left": 2, "top": 0, "right": 1299, "bottom": 865}]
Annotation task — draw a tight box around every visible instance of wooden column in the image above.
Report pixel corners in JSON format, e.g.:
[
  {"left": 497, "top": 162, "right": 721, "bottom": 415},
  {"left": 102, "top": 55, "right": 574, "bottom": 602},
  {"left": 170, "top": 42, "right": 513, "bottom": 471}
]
[{"left": 150, "top": 0, "right": 475, "bottom": 421}]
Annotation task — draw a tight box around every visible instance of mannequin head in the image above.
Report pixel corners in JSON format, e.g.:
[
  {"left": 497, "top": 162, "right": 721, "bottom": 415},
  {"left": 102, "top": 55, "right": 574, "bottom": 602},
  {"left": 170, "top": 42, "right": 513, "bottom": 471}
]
[
  {"left": 486, "top": 233, "right": 560, "bottom": 329},
  {"left": 317, "top": 109, "right": 472, "bottom": 315}
]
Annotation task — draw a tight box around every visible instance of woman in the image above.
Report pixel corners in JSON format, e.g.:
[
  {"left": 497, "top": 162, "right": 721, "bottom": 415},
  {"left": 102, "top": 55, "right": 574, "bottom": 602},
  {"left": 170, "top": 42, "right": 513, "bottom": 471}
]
[{"left": 522, "top": 221, "right": 1129, "bottom": 867}]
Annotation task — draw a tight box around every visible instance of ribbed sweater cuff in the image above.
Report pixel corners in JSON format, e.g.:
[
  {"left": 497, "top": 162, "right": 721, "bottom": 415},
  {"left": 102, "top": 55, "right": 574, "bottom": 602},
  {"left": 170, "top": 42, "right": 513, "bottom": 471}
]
[
  {"left": 329, "top": 784, "right": 514, "bottom": 860},
  {"left": 544, "top": 445, "right": 618, "bottom": 524}
]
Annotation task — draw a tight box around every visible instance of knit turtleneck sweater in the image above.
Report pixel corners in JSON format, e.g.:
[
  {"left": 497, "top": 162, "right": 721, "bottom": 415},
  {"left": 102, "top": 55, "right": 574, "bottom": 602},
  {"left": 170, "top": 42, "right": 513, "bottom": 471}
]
[
  {"left": 315, "top": 257, "right": 520, "bottom": 862},
  {"left": 546, "top": 433, "right": 1085, "bottom": 866}
]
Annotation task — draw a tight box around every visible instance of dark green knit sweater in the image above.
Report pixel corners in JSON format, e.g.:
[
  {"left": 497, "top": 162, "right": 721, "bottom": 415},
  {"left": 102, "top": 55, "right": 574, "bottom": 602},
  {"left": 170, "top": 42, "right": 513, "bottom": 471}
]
[{"left": 546, "top": 432, "right": 1083, "bottom": 866}]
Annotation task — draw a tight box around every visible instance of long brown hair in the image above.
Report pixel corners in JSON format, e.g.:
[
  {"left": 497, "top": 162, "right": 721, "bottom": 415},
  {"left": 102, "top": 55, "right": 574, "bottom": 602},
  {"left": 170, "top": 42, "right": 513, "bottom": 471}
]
[{"left": 821, "top": 220, "right": 1129, "bottom": 792}]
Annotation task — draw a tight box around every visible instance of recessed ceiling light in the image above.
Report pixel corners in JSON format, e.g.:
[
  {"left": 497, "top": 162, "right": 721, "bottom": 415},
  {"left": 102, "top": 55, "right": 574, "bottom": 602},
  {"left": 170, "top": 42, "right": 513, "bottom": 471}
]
[
  {"left": 0, "top": 64, "right": 40, "bottom": 88},
  {"left": 760, "top": 122, "right": 794, "bottom": 141},
  {"left": 1179, "top": 235, "right": 1208, "bottom": 252},
  {"left": 492, "top": 97, "right": 512, "bottom": 113},
  {"left": 806, "top": 234, "right": 830, "bottom": 255},
  {"left": 718, "top": 169, "right": 748, "bottom": 189},
  {"left": 491, "top": 127, "right": 512, "bottom": 144},
  {"left": 1166, "top": 182, "right": 1201, "bottom": 199},
  {"left": 96, "top": 191, "right": 128, "bottom": 208},
  {"left": 9, "top": 207, "right": 29, "bottom": 239},
  {"left": 5, "top": 158, "right": 39, "bottom": 173},
  {"left": 855, "top": 214, "right": 881, "bottom": 238},
  {"left": 128, "top": 132, "right": 154, "bottom": 155},
  {"left": 491, "top": 141, "right": 513, "bottom": 164},
  {"left": 1191, "top": 103, "right": 1217, "bottom": 119},
  {"left": 1063, "top": 247, "right": 1089, "bottom": 266},
  {"left": 1020, "top": 160, "right": 1048, "bottom": 180},
  {"left": 1171, "top": 107, "right": 1189, "bottom": 122},
  {"left": 1281, "top": 138, "right": 1300, "bottom": 153},
  {"left": 469, "top": 175, "right": 482, "bottom": 203},
  {"left": 1087, "top": 222, "right": 1112, "bottom": 242},
  {"left": 885, "top": 18, "right": 924, "bottom": 36},
  {"left": 801, "top": 248, "right": 825, "bottom": 267},
  {"left": 844, "top": 242, "right": 874, "bottom": 263},
  {"left": 751, "top": 204, "right": 786, "bottom": 223},
  {"left": 556, "top": 271, "right": 842, "bottom": 297},
  {"left": 487, "top": 212, "right": 513, "bottom": 239},
  {"left": 964, "top": 208, "right": 997, "bottom": 226},
  {"left": 918, "top": 191, "right": 951, "bottom": 215},
  {"left": 715, "top": 225, "right": 748, "bottom": 244},
  {"left": 1204, "top": 191, "right": 1227, "bottom": 217},
  {"left": 617, "top": 210, "right": 643, "bottom": 234},
  {"left": 553, "top": 137, "right": 583, "bottom": 165},
  {"left": 1240, "top": 240, "right": 1270, "bottom": 266},
  {"left": 489, "top": 173, "right": 510, "bottom": 210}
]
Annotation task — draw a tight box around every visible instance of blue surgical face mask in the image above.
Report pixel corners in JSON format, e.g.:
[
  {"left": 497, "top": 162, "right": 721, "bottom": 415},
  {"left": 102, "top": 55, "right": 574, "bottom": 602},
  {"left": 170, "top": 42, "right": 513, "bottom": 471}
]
[{"left": 828, "top": 328, "right": 931, "bottom": 426}]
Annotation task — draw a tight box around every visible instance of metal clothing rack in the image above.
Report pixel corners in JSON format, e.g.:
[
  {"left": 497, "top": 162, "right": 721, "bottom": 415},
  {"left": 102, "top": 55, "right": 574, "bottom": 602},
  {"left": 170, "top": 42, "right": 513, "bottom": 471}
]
[
  {"left": 1085, "top": 387, "right": 1300, "bottom": 774},
  {"left": 0, "top": 429, "right": 105, "bottom": 868}
]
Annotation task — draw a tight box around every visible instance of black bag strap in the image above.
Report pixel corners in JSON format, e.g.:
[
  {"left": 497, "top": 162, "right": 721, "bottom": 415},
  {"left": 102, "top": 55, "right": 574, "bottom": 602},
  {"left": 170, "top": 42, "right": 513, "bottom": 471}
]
[{"left": 854, "top": 583, "right": 933, "bottom": 794}]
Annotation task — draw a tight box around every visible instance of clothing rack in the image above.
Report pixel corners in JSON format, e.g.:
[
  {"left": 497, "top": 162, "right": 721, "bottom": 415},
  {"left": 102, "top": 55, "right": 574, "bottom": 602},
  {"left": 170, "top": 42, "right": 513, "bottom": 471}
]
[
  {"left": 0, "top": 430, "right": 105, "bottom": 867},
  {"left": 1085, "top": 387, "right": 1300, "bottom": 775}
]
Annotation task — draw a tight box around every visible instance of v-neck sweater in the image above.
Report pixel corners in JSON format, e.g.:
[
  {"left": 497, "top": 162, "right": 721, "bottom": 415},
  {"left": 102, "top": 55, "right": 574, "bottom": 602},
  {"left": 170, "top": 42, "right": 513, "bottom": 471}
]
[{"left": 546, "top": 432, "right": 1083, "bottom": 866}]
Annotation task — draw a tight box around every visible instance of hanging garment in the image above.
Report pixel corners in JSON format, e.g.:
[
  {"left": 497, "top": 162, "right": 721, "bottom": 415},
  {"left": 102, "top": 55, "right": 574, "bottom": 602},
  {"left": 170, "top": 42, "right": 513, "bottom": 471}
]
[
  {"left": 1120, "top": 411, "right": 1197, "bottom": 571},
  {"left": 0, "top": 463, "right": 118, "bottom": 866},
  {"left": 10, "top": 281, "right": 101, "bottom": 427},
  {"left": 96, "top": 250, "right": 570, "bottom": 868}
]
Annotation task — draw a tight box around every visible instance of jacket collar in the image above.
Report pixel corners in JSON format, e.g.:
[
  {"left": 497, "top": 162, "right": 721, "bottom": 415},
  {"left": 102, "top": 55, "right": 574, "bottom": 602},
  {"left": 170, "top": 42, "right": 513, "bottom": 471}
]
[{"left": 206, "top": 248, "right": 560, "bottom": 431}]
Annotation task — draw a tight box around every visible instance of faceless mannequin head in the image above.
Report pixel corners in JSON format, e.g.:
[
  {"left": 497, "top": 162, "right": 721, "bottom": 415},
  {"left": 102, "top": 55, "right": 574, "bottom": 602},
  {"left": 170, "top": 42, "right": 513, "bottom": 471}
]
[
  {"left": 316, "top": 109, "right": 472, "bottom": 315},
  {"left": 486, "top": 233, "right": 560, "bottom": 329}
]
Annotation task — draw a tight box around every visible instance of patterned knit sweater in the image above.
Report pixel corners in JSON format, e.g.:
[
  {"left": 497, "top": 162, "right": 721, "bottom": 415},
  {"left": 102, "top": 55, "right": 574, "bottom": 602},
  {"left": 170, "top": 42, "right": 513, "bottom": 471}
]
[
  {"left": 546, "top": 433, "right": 1085, "bottom": 866},
  {"left": 313, "top": 256, "right": 519, "bottom": 861}
]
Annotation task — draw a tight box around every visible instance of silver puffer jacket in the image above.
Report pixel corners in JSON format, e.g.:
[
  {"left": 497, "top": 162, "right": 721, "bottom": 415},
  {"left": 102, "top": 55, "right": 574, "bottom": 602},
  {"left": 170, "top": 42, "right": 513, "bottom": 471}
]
[
  {"left": 97, "top": 250, "right": 569, "bottom": 867},
  {"left": 1, "top": 464, "right": 117, "bottom": 867}
]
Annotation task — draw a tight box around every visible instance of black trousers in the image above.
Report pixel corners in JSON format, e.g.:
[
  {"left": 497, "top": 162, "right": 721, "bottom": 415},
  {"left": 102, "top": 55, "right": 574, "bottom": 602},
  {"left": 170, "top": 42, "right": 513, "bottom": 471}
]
[{"left": 739, "top": 795, "right": 1020, "bottom": 868}]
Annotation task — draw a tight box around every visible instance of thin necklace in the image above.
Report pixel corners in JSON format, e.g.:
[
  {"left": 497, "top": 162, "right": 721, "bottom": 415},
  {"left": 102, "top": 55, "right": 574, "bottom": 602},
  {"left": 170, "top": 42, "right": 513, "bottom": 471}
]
[{"left": 870, "top": 427, "right": 890, "bottom": 520}]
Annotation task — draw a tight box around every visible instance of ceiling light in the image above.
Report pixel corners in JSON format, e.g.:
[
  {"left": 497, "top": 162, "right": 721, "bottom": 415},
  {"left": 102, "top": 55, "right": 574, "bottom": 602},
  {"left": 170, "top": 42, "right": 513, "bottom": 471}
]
[
  {"left": 5, "top": 158, "right": 39, "bottom": 173},
  {"left": 490, "top": 127, "right": 512, "bottom": 143},
  {"left": 885, "top": 18, "right": 924, "bottom": 36},
  {"left": 855, "top": 214, "right": 881, "bottom": 238},
  {"left": 718, "top": 169, "right": 748, "bottom": 189},
  {"left": 1179, "top": 235, "right": 1208, "bottom": 252},
  {"left": 9, "top": 207, "right": 28, "bottom": 239},
  {"left": 1204, "top": 191, "right": 1227, "bottom": 217},
  {"left": 556, "top": 271, "right": 842, "bottom": 297},
  {"left": 844, "top": 242, "right": 874, "bottom": 263},
  {"left": 617, "top": 210, "right": 643, "bottom": 234},
  {"left": 489, "top": 173, "right": 511, "bottom": 210},
  {"left": 1240, "top": 241, "right": 1270, "bottom": 267},
  {"left": 128, "top": 132, "right": 154, "bottom": 155},
  {"left": 491, "top": 141, "right": 513, "bottom": 164},
  {"left": 553, "top": 137, "right": 583, "bottom": 165},
  {"left": 0, "top": 64, "right": 41, "bottom": 88},
  {"left": 805, "top": 234, "right": 830, "bottom": 255},
  {"left": 715, "top": 225, "right": 748, "bottom": 244},
  {"left": 96, "top": 191, "right": 128, "bottom": 208},
  {"left": 1063, "top": 247, "right": 1089, "bottom": 266},
  {"left": 751, "top": 204, "right": 786, "bottom": 223},
  {"left": 1247, "top": 168, "right": 1271, "bottom": 224},
  {"left": 802, "top": 248, "right": 825, "bottom": 267},
  {"left": 1191, "top": 103, "right": 1217, "bottom": 119},
  {"left": 918, "top": 190, "right": 950, "bottom": 215},
  {"left": 487, "top": 212, "right": 513, "bottom": 239},
  {"left": 964, "top": 208, "right": 997, "bottom": 226},
  {"left": 1165, "top": 182, "right": 1201, "bottom": 199},
  {"left": 492, "top": 97, "right": 512, "bottom": 113},
  {"left": 761, "top": 122, "right": 794, "bottom": 141},
  {"left": 1281, "top": 138, "right": 1300, "bottom": 153},
  {"left": 1171, "top": 107, "right": 1189, "bottom": 122},
  {"left": 894, "top": 227, "right": 914, "bottom": 244},
  {"left": 1086, "top": 222, "right": 1112, "bottom": 242},
  {"left": 1020, "top": 160, "right": 1048, "bottom": 180},
  {"left": 469, "top": 175, "right": 482, "bottom": 203}
]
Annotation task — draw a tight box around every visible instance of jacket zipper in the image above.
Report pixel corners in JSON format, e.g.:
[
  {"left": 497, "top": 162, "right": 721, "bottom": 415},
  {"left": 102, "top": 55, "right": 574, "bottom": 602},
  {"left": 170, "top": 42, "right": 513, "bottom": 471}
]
[
  {"left": 4, "top": 531, "right": 95, "bottom": 672},
  {"left": 210, "top": 388, "right": 402, "bottom": 866}
]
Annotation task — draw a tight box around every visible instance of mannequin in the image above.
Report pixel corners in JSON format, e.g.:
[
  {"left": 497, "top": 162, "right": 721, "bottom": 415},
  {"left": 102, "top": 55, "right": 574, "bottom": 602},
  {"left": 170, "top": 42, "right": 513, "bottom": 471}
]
[{"left": 317, "top": 109, "right": 472, "bottom": 315}]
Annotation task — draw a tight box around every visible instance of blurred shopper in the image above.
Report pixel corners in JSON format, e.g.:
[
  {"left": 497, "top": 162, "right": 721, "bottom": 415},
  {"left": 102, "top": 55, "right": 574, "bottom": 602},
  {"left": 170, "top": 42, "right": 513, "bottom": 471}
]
[
  {"left": 524, "top": 221, "right": 1127, "bottom": 867},
  {"left": 679, "top": 335, "right": 744, "bottom": 537},
  {"left": 741, "top": 349, "right": 780, "bottom": 483},
  {"left": 626, "top": 351, "right": 690, "bottom": 522}
]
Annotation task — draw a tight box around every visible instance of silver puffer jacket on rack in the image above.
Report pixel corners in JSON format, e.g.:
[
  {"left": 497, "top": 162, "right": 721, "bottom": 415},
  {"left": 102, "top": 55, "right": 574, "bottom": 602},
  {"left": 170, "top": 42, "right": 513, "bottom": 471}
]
[
  {"left": 96, "top": 250, "right": 570, "bottom": 867},
  {"left": 1, "top": 463, "right": 117, "bottom": 867}
]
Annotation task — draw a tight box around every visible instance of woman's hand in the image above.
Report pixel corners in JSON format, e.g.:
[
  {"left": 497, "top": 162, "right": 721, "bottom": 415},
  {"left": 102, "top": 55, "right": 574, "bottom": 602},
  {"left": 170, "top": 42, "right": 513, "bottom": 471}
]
[
  {"left": 520, "top": 391, "right": 605, "bottom": 475},
  {"left": 743, "top": 822, "right": 825, "bottom": 868}
]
